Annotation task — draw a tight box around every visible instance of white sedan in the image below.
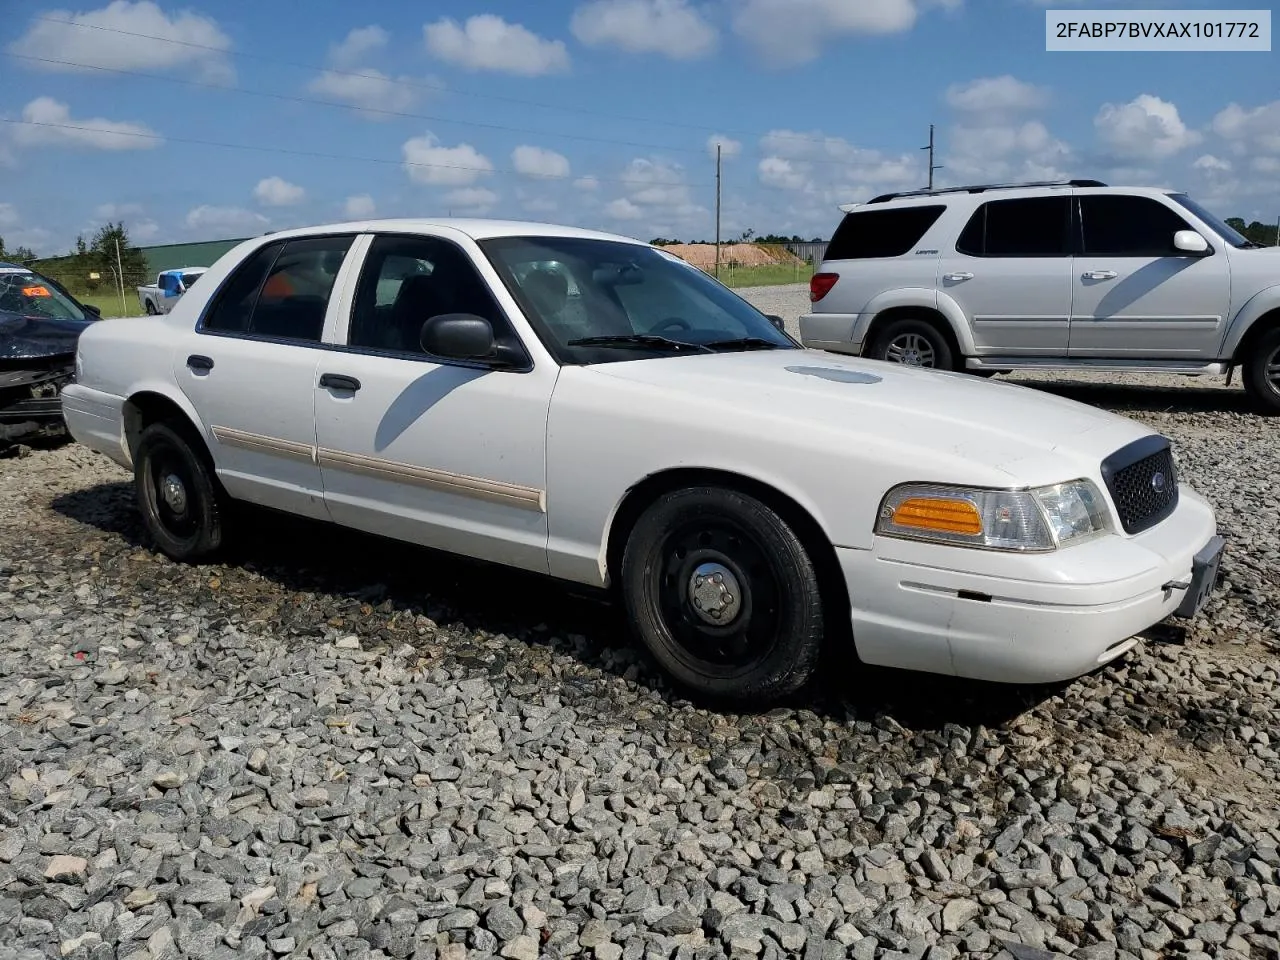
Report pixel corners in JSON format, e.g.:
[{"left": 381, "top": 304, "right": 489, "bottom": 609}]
[{"left": 61, "top": 218, "right": 1224, "bottom": 704}]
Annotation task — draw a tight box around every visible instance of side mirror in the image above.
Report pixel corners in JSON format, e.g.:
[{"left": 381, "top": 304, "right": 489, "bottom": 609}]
[
  {"left": 1174, "top": 230, "right": 1209, "bottom": 254},
  {"left": 421, "top": 312, "right": 495, "bottom": 360},
  {"left": 82, "top": 303, "right": 102, "bottom": 318},
  {"left": 766, "top": 314, "right": 785, "bottom": 331}
]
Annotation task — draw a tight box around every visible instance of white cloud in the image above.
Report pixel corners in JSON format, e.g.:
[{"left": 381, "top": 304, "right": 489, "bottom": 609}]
[
  {"left": 511, "top": 145, "right": 570, "bottom": 179},
  {"left": 0, "top": 203, "right": 19, "bottom": 228},
  {"left": 9, "top": 0, "right": 234, "bottom": 83},
  {"left": 707, "top": 134, "right": 742, "bottom": 160},
  {"left": 571, "top": 0, "right": 718, "bottom": 60},
  {"left": 732, "top": 0, "right": 958, "bottom": 67},
  {"left": 329, "top": 25, "right": 388, "bottom": 66},
  {"left": 574, "top": 175, "right": 601, "bottom": 191},
  {"left": 184, "top": 205, "right": 268, "bottom": 235},
  {"left": 402, "top": 133, "right": 493, "bottom": 186},
  {"left": 756, "top": 129, "right": 922, "bottom": 199},
  {"left": 945, "top": 75, "right": 1050, "bottom": 116},
  {"left": 13, "top": 97, "right": 160, "bottom": 151},
  {"left": 1211, "top": 100, "right": 1280, "bottom": 155},
  {"left": 253, "top": 176, "right": 306, "bottom": 207},
  {"left": 1193, "top": 154, "right": 1232, "bottom": 173},
  {"left": 443, "top": 187, "right": 499, "bottom": 215},
  {"left": 520, "top": 195, "right": 559, "bottom": 214},
  {"left": 343, "top": 194, "right": 376, "bottom": 218},
  {"left": 131, "top": 218, "right": 160, "bottom": 242},
  {"left": 1095, "top": 94, "right": 1201, "bottom": 161},
  {"left": 425, "top": 15, "right": 569, "bottom": 75},
  {"left": 758, "top": 156, "right": 808, "bottom": 190},
  {"left": 605, "top": 197, "right": 644, "bottom": 220},
  {"left": 94, "top": 202, "right": 144, "bottom": 219}
]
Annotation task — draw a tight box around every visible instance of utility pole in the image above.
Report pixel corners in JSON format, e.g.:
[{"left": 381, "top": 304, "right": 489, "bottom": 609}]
[
  {"left": 1275, "top": 214, "right": 1279, "bottom": 246},
  {"left": 921, "top": 124, "right": 943, "bottom": 190},
  {"left": 715, "top": 143, "right": 722, "bottom": 280},
  {"left": 114, "top": 237, "right": 126, "bottom": 317}
]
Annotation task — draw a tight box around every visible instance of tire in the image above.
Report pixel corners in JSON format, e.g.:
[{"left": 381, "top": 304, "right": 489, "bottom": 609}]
[
  {"left": 869, "top": 316, "right": 955, "bottom": 371},
  {"left": 1242, "top": 326, "right": 1280, "bottom": 416},
  {"left": 145, "top": 300, "right": 158, "bottom": 315},
  {"left": 133, "top": 420, "right": 230, "bottom": 562},
  {"left": 619, "top": 486, "right": 827, "bottom": 705}
]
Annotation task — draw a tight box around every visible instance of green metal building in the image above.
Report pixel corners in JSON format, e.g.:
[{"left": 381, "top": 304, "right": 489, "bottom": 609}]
[{"left": 135, "top": 237, "right": 252, "bottom": 274}]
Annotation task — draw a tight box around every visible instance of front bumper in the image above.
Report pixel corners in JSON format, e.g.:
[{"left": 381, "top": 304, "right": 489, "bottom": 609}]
[
  {"left": 837, "top": 484, "right": 1220, "bottom": 684},
  {"left": 798, "top": 311, "right": 867, "bottom": 354},
  {"left": 0, "top": 363, "right": 75, "bottom": 443}
]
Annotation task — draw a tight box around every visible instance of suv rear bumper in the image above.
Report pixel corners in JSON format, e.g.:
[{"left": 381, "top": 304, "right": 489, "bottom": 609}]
[{"left": 799, "top": 312, "right": 865, "bottom": 354}]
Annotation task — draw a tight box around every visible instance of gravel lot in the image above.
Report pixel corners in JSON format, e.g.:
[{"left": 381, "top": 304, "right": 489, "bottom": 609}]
[{"left": 2, "top": 292, "right": 1279, "bottom": 960}]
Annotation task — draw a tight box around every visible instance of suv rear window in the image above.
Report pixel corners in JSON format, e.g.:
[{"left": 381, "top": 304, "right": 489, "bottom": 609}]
[
  {"left": 825, "top": 205, "right": 945, "bottom": 260},
  {"left": 956, "top": 196, "right": 1071, "bottom": 256}
]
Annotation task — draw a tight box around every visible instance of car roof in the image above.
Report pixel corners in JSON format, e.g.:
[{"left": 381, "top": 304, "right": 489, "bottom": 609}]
[
  {"left": 851, "top": 180, "right": 1181, "bottom": 210},
  {"left": 249, "top": 218, "right": 650, "bottom": 246},
  {"left": 0, "top": 261, "right": 34, "bottom": 272}
]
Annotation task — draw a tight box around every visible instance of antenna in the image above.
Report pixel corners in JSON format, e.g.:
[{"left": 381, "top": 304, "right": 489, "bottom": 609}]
[{"left": 921, "top": 124, "right": 943, "bottom": 190}]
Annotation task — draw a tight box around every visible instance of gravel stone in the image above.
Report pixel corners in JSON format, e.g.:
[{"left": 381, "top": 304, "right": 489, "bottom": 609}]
[{"left": 3, "top": 354, "right": 1280, "bottom": 960}]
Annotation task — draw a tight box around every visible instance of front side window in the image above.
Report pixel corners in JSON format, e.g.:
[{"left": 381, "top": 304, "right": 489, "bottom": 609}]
[
  {"left": 1080, "top": 195, "right": 1194, "bottom": 256},
  {"left": 826, "top": 205, "right": 946, "bottom": 260},
  {"left": 480, "top": 236, "right": 796, "bottom": 364},
  {"left": 348, "top": 233, "right": 518, "bottom": 357},
  {"left": 1167, "top": 193, "right": 1252, "bottom": 248},
  {"left": 956, "top": 196, "right": 1071, "bottom": 256}
]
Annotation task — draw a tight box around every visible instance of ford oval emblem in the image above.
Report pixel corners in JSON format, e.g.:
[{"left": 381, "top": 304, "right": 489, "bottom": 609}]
[{"left": 1151, "top": 471, "right": 1167, "bottom": 494}]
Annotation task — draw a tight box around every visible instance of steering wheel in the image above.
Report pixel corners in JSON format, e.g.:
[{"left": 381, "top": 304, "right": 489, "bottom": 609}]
[{"left": 650, "top": 316, "right": 692, "bottom": 334}]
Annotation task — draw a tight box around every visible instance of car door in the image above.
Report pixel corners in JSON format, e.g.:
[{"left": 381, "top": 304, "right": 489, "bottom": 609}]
[
  {"left": 1068, "top": 193, "right": 1231, "bottom": 358},
  {"left": 312, "top": 230, "right": 555, "bottom": 575},
  {"left": 174, "top": 233, "right": 359, "bottom": 520},
  {"left": 936, "top": 195, "right": 1074, "bottom": 356}
]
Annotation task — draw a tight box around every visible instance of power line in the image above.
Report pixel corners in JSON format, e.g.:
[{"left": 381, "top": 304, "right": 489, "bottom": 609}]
[
  {"left": 20, "top": 13, "right": 866, "bottom": 149},
  {"left": 0, "top": 116, "right": 702, "bottom": 189}
]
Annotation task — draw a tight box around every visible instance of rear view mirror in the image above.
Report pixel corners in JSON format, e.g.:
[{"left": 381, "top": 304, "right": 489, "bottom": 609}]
[
  {"left": 82, "top": 303, "right": 102, "bottom": 318},
  {"left": 1174, "top": 230, "right": 1209, "bottom": 254},
  {"left": 421, "top": 313, "right": 494, "bottom": 359},
  {"left": 766, "top": 314, "right": 785, "bottom": 331}
]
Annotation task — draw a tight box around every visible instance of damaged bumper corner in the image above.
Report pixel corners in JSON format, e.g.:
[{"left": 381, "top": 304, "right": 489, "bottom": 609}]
[{"left": 0, "top": 360, "right": 77, "bottom": 445}]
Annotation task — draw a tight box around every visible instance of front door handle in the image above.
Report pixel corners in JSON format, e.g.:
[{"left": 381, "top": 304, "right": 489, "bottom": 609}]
[
  {"left": 186, "top": 354, "right": 214, "bottom": 372},
  {"left": 1084, "top": 270, "right": 1117, "bottom": 280},
  {"left": 319, "top": 373, "right": 361, "bottom": 392},
  {"left": 943, "top": 272, "right": 974, "bottom": 282}
]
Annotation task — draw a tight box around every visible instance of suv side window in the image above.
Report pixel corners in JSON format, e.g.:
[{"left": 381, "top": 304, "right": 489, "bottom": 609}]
[
  {"left": 956, "top": 196, "right": 1071, "bottom": 256},
  {"left": 349, "top": 233, "right": 520, "bottom": 357},
  {"left": 201, "top": 235, "right": 354, "bottom": 342},
  {"left": 826, "top": 205, "right": 946, "bottom": 260},
  {"left": 1079, "top": 195, "right": 1193, "bottom": 256}
]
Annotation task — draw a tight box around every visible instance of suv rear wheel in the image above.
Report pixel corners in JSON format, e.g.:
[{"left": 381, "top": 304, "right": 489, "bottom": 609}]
[
  {"left": 1242, "top": 325, "right": 1280, "bottom": 415},
  {"left": 869, "top": 317, "right": 955, "bottom": 371}
]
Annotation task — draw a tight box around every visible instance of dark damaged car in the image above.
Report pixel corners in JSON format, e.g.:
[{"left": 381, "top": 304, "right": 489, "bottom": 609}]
[{"left": 0, "top": 262, "right": 101, "bottom": 447}]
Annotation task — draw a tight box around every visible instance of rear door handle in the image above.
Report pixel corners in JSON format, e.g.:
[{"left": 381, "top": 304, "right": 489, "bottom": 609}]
[
  {"left": 186, "top": 354, "right": 214, "bottom": 371},
  {"left": 943, "top": 272, "right": 974, "bottom": 282},
  {"left": 319, "top": 373, "right": 361, "bottom": 392},
  {"left": 1084, "top": 270, "right": 1117, "bottom": 280}
]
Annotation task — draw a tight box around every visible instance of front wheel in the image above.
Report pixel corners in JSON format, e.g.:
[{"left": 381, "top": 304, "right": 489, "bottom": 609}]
[
  {"left": 869, "top": 317, "right": 954, "bottom": 371},
  {"left": 1242, "top": 326, "right": 1280, "bottom": 415},
  {"left": 134, "top": 421, "right": 230, "bottom": 562},
  {"left": 620, "top": 487, "right": 827, "bottom": 705}
]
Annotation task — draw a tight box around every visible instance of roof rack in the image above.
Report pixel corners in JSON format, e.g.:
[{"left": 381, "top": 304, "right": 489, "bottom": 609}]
[{"left": 865, "top": 179, "right": 1107, "bottom": 205}]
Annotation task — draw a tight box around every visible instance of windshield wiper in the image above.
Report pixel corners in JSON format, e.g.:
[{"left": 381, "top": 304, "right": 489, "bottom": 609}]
[
  {"left": 703, "top": 336, "right": 787, "bottom": 351},
  {"left": 566, "top": 334, "right": 713, "bottom": 354}
]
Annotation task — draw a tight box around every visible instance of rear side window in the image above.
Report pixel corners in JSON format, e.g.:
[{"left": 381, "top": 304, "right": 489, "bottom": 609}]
[
  {"left": 956, "top": 196, "right": 1071, "bottom": 256},
  {"left": 825, "top": 205, "right": 946, "bottom": 260},
  {"left": 201, "top": 242, "right": 283, "bottom": 334},
  {"left": 1079, "top": 195, "right": 1192, "bottom": 256}
]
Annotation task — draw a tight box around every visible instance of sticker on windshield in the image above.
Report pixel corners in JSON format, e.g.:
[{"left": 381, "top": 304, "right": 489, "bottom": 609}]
[{"left": 22, "top": 285, "right": 51, "bottom": 297}]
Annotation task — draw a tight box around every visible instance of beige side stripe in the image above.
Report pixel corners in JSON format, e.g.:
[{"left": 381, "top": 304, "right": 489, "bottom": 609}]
[{"left": 210, "top": 424, "right": 545, "bottom": 513}]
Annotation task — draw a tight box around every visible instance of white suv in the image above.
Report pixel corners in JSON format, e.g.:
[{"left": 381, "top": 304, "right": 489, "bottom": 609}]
[{"left": 800, "top": 179, "right": 1280, "bottom": 413}]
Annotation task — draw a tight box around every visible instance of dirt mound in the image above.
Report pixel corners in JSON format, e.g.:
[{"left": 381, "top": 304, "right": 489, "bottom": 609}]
[{"left": 661, "top": 243, "right": 801, "bottom": 269}]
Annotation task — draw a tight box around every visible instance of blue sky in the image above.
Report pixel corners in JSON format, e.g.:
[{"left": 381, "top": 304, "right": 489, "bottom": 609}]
[{"left": 0, "top": 0, "right": 1276, "bottom": 256}]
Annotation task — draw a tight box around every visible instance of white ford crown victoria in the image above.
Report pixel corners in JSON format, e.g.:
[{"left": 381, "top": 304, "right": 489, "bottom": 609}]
[{"left": 61, "top": 219, "right": 1224, "bottom": 704}]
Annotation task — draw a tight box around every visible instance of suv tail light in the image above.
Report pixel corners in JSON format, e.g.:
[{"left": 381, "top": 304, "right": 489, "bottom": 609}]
[{"left": 810, "top": 272, "right": 839, "bottom": 303}]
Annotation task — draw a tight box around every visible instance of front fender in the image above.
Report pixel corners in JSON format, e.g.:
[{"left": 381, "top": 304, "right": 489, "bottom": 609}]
[{"left": 1221, "top": 283, "right": 1280, "bottom": 359}]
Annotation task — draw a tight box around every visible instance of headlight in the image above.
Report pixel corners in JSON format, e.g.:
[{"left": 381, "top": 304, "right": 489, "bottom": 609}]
[{"left": 875, "top": 480, "right": 1112, "bottom": 552}]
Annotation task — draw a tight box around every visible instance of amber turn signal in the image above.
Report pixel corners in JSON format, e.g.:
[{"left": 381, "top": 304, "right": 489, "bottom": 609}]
[{"left": 892, "top": 497, "right": 984, "bottom": 535}]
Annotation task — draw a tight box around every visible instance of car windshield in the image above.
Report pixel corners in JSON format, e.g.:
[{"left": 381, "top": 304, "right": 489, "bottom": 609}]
[
  {"left": 1167, "top": 193, "right": 1255, "bottom": 248},
  {"left": 0, "top": 269, "right": 87, "bottom": 321},
  {"left": 479, "top": 236, "right": 796, "bottom": 363}
]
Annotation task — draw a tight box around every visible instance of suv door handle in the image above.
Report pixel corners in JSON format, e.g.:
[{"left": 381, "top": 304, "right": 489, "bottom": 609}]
[
  {"left": 943, "top": 272, "right": 974, "bottom": 282},
  {"left": 186, "top": 354, "right": 214, "bottom": 372},
  {"left": 1083, "top": 270, "right": 1117, "bottom": 280},
  {"left": 319, "top": 373, "right": 361, "bottom": 392}
]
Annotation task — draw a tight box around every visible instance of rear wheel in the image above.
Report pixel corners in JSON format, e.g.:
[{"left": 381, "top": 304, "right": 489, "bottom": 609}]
[
  {"left": 134, "top": 421, "right": 230, "bottom": 562},
  {"left": 1242, "top": 326, "right": 1280, "bottom": 415},
  {"left": 620, "top": 487, "right": 827, "bottom": 705},
  {"left": 145, "top": 300, "right": 158, "bottom": 315},
  {"left": 869, "top": 316, "right": 955, "bottom": 371}
]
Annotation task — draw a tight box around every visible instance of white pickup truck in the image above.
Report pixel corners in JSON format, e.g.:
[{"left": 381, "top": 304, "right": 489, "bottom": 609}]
[{"left": 137, "top": 267, "right": 207, "bottom": 316}]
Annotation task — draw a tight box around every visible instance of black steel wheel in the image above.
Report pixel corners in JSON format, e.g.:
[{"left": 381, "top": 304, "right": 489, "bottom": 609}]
[
  {"left": 620, "top": 486, "right": 826, "bottom": 704},
  {"left": 134, "top": 420, "right": 229, "bottom": 562}
]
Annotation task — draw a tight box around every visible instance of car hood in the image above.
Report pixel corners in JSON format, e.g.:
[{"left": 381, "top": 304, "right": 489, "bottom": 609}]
[
  {"left": 582, "top": 347, "right": 1153, "bottom": 485},
  {"left": 0, "top": 312, "right": 93, "bottom": 362}
]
